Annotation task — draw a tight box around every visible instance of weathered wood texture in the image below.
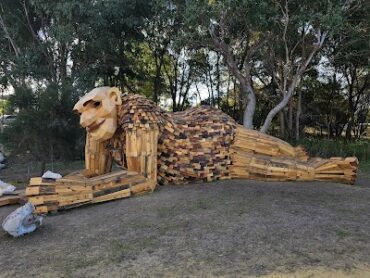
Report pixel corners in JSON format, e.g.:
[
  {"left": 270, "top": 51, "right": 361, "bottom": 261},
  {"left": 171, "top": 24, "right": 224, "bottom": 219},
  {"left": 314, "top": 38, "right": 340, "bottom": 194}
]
[
  {"left": 230, "top": 126, "right": 358, "bottom": 184},
  {"left": 0, "top": 190, "right": 25, "bottom": 207},
  {"left": 85, "top": 133, "right": 113, "bottom": 176},
  {"left": 26, "top": 92, "right": 359, "bottom": 213},
  {"left": 110, "top": 94, "right": 236, "bottom": 184},
  {"left": 26, "top": 170, "right": 155, "bottom": 214},
  {"left": 111, "top": 94, "right": 357, "bottom": 185}
]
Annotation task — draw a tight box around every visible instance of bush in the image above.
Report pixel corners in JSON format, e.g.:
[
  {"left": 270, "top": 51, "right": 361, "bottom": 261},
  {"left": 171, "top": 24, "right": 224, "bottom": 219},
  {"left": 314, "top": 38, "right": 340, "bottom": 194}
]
[
  {"left": 0, "top": 84, "right": 85, "bottom": 173},
  {"left": 296, "top": 137, "right": 370, "bottom": 161}
]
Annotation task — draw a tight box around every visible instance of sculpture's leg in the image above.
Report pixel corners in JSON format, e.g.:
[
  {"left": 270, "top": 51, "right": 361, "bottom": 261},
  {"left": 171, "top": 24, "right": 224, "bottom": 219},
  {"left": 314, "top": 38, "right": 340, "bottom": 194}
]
[
  {"left": 230, "top": 126, "right": 358, "bottom": 184},
  {"left": 232, "top": 125, "right": 309, "bottom": 161},
  {"left": 125, "top": 127, "right": 159, "bottom": 192}
]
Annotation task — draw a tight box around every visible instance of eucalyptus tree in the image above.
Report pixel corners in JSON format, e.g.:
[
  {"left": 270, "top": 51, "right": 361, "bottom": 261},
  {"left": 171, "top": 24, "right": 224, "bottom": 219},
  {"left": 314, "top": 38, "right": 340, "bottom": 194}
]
[
  {"left": 327, "top": 0, "right": 370, "bottom": 139},
  {"left": 185, "top": 0, "right": 351, "bottom": 134}
]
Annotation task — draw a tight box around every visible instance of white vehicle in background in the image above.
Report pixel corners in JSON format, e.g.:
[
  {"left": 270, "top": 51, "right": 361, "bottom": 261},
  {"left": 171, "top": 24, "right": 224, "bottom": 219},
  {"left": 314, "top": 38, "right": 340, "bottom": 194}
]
[{"left": 0, "top": 114, "right": 16, "bottom": 128}]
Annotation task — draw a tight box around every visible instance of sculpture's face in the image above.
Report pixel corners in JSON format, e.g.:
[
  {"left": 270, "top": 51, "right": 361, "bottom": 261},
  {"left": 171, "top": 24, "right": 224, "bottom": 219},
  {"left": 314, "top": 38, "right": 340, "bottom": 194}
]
[{"left": 73, "top": 87, "right": 122, "bottom": 142}]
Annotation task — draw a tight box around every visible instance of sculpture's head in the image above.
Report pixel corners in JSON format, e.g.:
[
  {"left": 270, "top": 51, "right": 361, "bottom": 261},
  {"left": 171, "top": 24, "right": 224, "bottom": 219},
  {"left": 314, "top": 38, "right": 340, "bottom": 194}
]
[{"left": 73, "top": 87, "right": 122, "bottom": 142}]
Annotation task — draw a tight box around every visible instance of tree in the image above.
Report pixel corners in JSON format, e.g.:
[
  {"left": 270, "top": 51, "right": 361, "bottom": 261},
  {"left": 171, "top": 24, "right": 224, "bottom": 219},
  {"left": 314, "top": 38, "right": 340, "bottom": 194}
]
[
  {"left": 187, "top": 0, "right": 351, "bottom": 134},
  {"left": 207, "top": 1, "right": 270, "bottom": 128},
  {"left": 0, "top": 0, "right": 154, "bottom": 169},
  {"left": 259, "top": 0, "right": 331, "bottom": 133}
]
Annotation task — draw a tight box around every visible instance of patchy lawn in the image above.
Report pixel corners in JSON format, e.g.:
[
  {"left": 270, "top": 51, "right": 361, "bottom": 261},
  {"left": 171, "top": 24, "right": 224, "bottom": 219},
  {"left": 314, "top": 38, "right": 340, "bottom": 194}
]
[
  {"left": 0, "top": 159, "right": 85, "bottom": 188},
  {"left": 0, "top": 173, "right": 370, "bottom": 277}
]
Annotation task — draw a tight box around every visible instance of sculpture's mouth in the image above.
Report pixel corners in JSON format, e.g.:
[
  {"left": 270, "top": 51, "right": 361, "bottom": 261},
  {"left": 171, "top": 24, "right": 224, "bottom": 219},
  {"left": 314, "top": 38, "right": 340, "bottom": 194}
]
[{"left": 86, "top": 119, "right": 105, "bottom": 133}]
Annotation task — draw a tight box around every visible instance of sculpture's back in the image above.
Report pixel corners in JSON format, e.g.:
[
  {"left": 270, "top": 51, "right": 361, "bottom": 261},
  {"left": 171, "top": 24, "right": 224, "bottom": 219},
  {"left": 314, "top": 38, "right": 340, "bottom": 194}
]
[
  {"left": 109, "top": 93, "right": 237, "bottom": 184},
  {"left": 110, "top": 91, "right": 358, "bottom": 185}
]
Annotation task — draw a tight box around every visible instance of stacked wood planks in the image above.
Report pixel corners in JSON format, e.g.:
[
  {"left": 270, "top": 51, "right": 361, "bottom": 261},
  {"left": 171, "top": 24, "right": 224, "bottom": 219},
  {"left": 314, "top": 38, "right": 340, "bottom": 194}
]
[
  {"left": 157, "top": 106, "right": 236, "bottom": 184},
  {"left": 232, "top": 125, "right": 309, "bottom": 161},
  {"left": 110, "top": 94, "right": 163, "bottom": 181},
  {"left": 111, "top": 94, "right": 358, "bottom": 185},
  {"left": 309, "top": 156, "right": 358, "bottom": 184},
  {"left": 112, "top": 94, "right": 236, "bottom": 184},
  {"left": 85, "top": 133, "right": 113, "bottom": 176},
  {"left": 26, "top": 170, "right": 155, "bottom": 214},
  {"left": 0, "top": 190, "right": 25, "bottom": 207},
  {"left": 230, "top": 125, "right": 358, "bottom": 184}
]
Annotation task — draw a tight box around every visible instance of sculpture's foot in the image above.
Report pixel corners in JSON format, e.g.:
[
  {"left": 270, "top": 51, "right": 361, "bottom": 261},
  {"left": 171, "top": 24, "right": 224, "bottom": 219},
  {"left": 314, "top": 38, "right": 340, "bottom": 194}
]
[
  {"left": 230, "top": 147, "right": 358, "bottom": 184},
  {"left": 294, "top": 146, "right": 309, "bottom": 162},
  {"left": 310, "top": 157, "right": 358, "bottom": 185}
]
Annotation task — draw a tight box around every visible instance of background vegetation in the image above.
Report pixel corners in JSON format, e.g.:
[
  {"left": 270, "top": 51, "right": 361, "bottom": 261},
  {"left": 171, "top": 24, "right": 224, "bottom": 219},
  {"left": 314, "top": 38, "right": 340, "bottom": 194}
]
[{"left": 0, "top": 0, "right": 369, "bottom": 170}]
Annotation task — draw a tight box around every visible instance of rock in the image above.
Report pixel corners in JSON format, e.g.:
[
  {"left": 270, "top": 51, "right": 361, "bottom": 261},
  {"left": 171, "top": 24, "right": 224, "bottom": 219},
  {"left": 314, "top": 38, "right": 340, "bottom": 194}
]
[
  {"left": 2, "top": 202, "right": 43, "bottom": 237},
  {"left": 0, "top": 180, "right": 15, "bottom": 196},
  {"left": 42, "top": 170, "right": 62, "bottom": 180}
]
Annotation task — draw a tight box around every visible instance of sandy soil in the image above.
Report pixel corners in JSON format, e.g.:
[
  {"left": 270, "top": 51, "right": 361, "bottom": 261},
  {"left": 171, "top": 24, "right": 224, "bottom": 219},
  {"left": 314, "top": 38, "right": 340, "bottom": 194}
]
[{"left": 0, "top": 175, "right": 370, "bottom": 277}]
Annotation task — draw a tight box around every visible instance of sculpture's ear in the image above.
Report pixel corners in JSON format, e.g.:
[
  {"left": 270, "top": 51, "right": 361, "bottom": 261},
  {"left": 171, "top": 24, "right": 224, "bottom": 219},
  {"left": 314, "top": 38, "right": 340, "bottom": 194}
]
[{"left": 107, "top": 87, "right": 122, "bottom": 105}]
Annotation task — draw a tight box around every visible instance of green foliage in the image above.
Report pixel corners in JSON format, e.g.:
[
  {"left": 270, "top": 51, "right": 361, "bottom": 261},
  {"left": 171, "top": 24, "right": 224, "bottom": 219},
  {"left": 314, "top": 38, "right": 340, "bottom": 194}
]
[
  {"left": 296, "top": 137, "right": 370, "bottom": 162},
  {"left": 0, "top": 0, "right": 369, "bottom": 165},
  {"left": 0, "top": 99, "right": 12, "bottom": 114},
  {"left": 1, "top": 83, "right": 83, "bottom": 162}
]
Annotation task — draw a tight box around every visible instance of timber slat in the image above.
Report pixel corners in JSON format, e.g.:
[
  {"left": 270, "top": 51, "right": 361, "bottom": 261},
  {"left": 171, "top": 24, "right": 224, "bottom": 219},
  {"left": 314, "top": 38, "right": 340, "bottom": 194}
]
[
  {"left": 26, "top": 170, "right": 151, "bottom": 213},
  {"left": 230, "top": 126, "right": 358, "bottom": 184}
]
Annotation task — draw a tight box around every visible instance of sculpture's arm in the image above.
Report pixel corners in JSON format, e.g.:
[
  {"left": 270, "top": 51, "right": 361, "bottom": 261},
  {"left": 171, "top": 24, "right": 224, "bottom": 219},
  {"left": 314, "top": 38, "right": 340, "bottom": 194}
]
[
  {"left": 84, "top": 133, "right": 113, "bottom": 177},
  {"left": 125, "top": 127, "right": 158, "bottom": 191}
]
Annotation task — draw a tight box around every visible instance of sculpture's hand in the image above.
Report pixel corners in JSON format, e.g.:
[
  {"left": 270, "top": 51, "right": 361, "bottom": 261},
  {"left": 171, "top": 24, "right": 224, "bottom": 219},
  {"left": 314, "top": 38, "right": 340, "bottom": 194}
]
[{"left": 81, "top": 168, "right": 99, "bottom": 178}]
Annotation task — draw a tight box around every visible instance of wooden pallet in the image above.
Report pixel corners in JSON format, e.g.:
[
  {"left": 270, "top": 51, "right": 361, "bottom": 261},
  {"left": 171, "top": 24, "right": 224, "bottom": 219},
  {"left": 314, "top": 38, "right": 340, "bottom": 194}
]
[{"left": 26, "top": 170, "right": 156, "bottom": 214}]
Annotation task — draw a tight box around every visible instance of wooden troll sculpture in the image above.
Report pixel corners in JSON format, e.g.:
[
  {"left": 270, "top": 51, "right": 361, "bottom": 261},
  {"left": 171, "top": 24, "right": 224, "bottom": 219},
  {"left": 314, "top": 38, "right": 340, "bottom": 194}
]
[{"left": 26, "top": 87, "right": 358, "bottom": 213}]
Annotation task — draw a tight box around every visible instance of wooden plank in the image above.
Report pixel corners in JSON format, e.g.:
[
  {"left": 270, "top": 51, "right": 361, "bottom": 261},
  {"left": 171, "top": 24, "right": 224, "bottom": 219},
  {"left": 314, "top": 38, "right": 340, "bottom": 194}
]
[
  {"left": 29, "top": 177, "right": 56, "bottom": 186},
  {"left": 28, "top": 195, "right": 58, "bottom": 206},
  {"left": 0, "top": 195, "right": 21, "bottom": 206},
  {"left": 91, "top": 188, "right": 131, "bottom": 203}
]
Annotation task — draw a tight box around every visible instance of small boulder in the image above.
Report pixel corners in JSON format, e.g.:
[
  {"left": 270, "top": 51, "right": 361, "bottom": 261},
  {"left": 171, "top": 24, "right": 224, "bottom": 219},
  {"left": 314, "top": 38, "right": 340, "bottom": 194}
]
[
  {"left": 2, "top": 202, "right": 43, "bottom": 237},
  {"left": 0, "top": 180, "right": 15, "bottom": 196},
  {"left": 42, "top": 170, "right": 62, "bottom": 180}
]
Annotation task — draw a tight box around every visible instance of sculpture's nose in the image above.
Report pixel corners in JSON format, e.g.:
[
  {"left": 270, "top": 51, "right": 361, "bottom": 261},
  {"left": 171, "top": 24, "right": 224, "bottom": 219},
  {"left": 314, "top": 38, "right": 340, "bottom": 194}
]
[
  {"left": 73, "top": 98, "right": 86, "bottom": 114},
  {"left": 79, "top": 112, "right": 96, "bottom": 128}
]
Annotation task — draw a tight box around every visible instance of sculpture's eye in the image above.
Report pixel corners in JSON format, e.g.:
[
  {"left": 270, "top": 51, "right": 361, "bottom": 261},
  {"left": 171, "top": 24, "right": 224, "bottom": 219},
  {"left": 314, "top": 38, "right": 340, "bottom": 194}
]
[{"left": 94, "top": 101, "right": 101, "bottom": 108}]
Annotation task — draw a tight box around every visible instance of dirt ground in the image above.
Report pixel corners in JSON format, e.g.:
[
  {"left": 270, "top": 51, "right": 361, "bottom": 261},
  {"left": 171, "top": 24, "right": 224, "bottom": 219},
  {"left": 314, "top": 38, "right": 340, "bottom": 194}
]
[{"left": 0, "top": 174, "right": 370, "bottom": 277}]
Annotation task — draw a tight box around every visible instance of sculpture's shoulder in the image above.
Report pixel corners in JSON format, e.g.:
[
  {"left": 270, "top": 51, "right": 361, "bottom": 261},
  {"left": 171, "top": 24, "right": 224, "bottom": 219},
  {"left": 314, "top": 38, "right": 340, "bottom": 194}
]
[{"left": 117, "top": 94, "right": 171, "bottom": 131}]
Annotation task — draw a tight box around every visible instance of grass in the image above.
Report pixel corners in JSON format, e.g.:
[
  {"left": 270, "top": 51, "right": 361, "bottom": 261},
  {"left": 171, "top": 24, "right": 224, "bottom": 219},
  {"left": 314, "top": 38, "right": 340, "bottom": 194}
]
[
  {"left": 359, "top": 161, "right": 370, "bottom": 176},
  {"left": 1, "top": 160, "right": 84, "bottom": 187},
  {"left": 109, "top": 236, "right": 159, "bottom": 261},
  {"left": 188, "top": 198, "right": 212, "bottom": 211},
  {"left": 336, "top": 228, "right": 351, "bottom": 239}
]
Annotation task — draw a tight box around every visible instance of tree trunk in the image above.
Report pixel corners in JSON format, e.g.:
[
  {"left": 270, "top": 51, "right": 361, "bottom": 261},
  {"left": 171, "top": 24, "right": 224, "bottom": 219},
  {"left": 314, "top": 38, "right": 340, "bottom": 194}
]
[
  {"left": 40, "top": 160, "right": 46, "bottom": 176},
  {"left": 279, "top": 111, "right": 285, "bottom": 138},
  {"left": 260, "top": 75, "right": 301, "bottom": 133},
  {"left": 216, "top": 53, "right": 221, "bottom": 108},
  {"left": 346, "top": 118, "right": 353, "bottom": 140},
  {"left": 288, "top": 98, "right": 293, "bottom": 137},
  {"left": 241, "top": 83, "right": 256, "bottom": 128},
  {"left": 153, "top": 66, "right": 161, "bottom": 104},
  {"left": 295, "top": 89, "right": 302, "bottom": 141}
]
